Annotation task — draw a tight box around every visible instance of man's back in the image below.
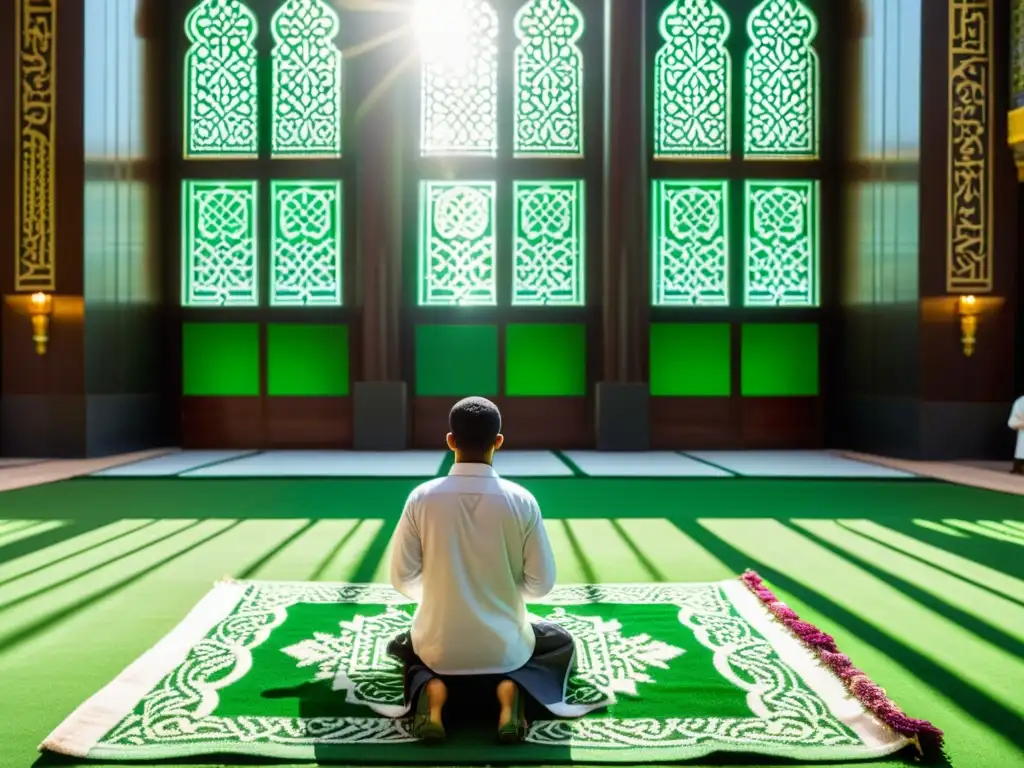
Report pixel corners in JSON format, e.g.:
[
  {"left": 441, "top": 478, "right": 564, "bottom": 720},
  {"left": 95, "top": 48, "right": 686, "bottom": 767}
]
[{"left": 389, "top": 463, "right": 557, "bottom": 675}]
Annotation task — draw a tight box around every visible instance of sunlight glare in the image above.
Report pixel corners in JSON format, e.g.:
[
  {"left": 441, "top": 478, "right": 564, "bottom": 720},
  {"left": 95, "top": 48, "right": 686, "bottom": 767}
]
[{"left": 413, "top": 0, "right": 472, "bottom": 66}]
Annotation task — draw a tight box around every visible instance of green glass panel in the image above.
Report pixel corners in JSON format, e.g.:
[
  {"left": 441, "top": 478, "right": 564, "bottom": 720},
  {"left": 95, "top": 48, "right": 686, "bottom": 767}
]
[
  {"left": 1014, "top": 0, "right": 1024, "bottom": 102},
  {"left": 741, "top": 323, "right": 818, "bottom": 396},
  {"left": 270, "top": 180, "right": 342, "bottom": 306},
  {"left": 418, "top": 181, "right": 497, "bottom": 306},
  {"left": 271, "top": 0, "right": 343, "bottom": 157},
  {"left": 184, "top": 0, "right": 258, "bottom": 157},
  {"left": 654, "top": 0, "right": 731, "bottom": 158},
  {"left": 505, "top": 323, "right": 586, "bottom": 396},
  {"left": 267, "top": 324, "right": 349, "bottom": 396},
  {"left": 513, "top": 0, "right": 584, "bottom": 156},
  {"left": 182, "top": 322, "right": 260, "bottom": 395},
  {"left": 418, "top": 0, "right": 498, "bottom": 156},
  {"left": 649, "top": 323, "right": 731, "bottom": 396},
  {"left": 744, "top": 0, "right": 819, "bottom": 157},
  {"left": 415, "top": 324, "right": 498, "bottom": 396},
  {"left": 652, "top": 180, "right": 729, "bottom": 306},
  {"left": 182, "top": 180, "right": 259, "bottom": 306},
  {"left": 512, "top": 180, "right": 585, "bottom": 306},
  {"left": 744, "top": 180, "right": 818, "bottom": 307}
]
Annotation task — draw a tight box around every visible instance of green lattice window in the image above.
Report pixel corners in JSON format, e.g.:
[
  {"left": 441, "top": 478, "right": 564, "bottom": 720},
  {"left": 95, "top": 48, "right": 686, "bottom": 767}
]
[
  {"left": 744, "top": 180, "right": 819, "bottom": 306},
  {"left": 654, "top": 0, "right": 731, "bottom": 158},
  {"left": 652, "top": 180, "right": 729, "bottom": 306},
  {"left": 417, "top": 0, "right": 499, "bottom": 156},
  {"left": 418, "top": 181, "right": 497, "bottom": 305},
  {"left": 182, "top": 180, "right": 259, "bottom": 306},
  {"left": 270, "top": 181, "right": 343, "bottom": 306},
  {"left": 744, "top": 0, "right": 819, "bottom": 157},
  {"left": 513, "top": 181, "right": 585, "bottom": 305},
  {"left": 513, "top": 0, "right": 585, "bottom": 156},
  {"left": 184, "top": 0, "right": 259, "bottom": 158},
  {"left": 271, "top": 0, "right": 343, "bottom": 157}
]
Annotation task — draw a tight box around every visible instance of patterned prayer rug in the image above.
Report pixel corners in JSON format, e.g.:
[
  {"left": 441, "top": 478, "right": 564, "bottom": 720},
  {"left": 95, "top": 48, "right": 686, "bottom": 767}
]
[{"left": 41, "top": 574, "right": 940, "bottom": 763}]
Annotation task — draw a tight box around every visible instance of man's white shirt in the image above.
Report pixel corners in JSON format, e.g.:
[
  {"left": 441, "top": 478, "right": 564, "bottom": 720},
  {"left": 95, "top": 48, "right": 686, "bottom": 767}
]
[{"left": 389, "top": 462, "right": 557, "bottom": 675}]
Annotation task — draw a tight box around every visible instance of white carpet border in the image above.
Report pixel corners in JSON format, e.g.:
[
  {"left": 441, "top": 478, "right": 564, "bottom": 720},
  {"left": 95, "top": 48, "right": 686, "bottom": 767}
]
[{"left": 38, "top": 581, "right": 248, "bottom": 757}]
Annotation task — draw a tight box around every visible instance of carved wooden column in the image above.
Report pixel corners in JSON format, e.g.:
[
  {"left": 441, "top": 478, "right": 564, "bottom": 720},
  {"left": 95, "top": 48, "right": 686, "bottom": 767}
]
[
  {"left": 352, "top": 9, "right": 407, "bottom": 450},
  {"left": 2, "top": 0, "right": 89, "bottom": 457},
  {"left": 594, "top": 0, "right": 649, "bottom": 449}
]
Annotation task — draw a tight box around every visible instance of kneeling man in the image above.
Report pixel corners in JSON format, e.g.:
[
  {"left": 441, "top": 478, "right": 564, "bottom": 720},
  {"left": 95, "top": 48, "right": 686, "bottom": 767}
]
[{"left": 387, "top": 397, "right": 576, "bottom": 743}]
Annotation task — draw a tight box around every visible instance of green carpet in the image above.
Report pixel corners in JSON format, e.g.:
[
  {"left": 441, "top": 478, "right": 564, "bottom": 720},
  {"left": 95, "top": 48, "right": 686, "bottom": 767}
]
[
  {"left": 0, "top": 477, "right": 1022, "bottom": 768},
  {"left": 42, "top": 578, "right": 919, "bottom": 763}
]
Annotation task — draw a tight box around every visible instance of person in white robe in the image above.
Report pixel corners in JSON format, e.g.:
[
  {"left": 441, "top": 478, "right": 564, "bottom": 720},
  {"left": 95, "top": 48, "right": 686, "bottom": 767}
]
[
  {"left": 1008, "top": 395, "right": 1024, "bottom": 474},
  {"left": 386, "top": 397, "right": 591, "bottom": 744}
]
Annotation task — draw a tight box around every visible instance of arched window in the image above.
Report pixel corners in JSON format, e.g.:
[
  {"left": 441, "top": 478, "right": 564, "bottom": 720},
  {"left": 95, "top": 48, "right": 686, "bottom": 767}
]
[
  {"left": 184, "top": 0, "right": 258, "bottom": 157},
  {"left": 513, "top": 0, "right": 585, "bottom": 156},
  {"left": 180, "top": 0, "right": 346, "bottom": 310},
  {"left": 744, "top": 0, "right": 819, "bottom": 158},
  {"left": 653, "top": 0, "right": 731, "bottom": 158},
  {"left": 271, "top": 0, "right": 343, "bottom": 157},
  {"left": 651, "top": 0, "right": 821, "bottom": 310},
  {"left": 418, "top": 0, "right": 499, "bottom": 156}
]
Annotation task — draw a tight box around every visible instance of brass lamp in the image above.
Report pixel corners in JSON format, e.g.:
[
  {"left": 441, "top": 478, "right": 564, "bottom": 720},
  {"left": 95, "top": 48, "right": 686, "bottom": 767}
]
[
  {"left": 27, "top": 292, "right": 53, "bottom": 355},
  {"left": 957, "top": 295, "right": 978, "bottom": 357}
]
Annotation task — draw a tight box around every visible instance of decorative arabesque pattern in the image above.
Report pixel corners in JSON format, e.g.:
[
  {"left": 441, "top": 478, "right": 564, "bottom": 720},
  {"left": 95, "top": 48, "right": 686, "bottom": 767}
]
[
  {"left": 948, "top": 0, "right": 993, "bottom": 292},
  {"left": 271, "top": 0, "right": 343, "bottom": 156},
  {"left": 652, "top": 181, "right": 728, "bottom": 306},
  {"left": 182, "top": 180, "right": 259, "bottom": 306},
  {"left": 418, "top": 181, "right": 497, "bottom": 305},
  {"left": 744, "top": 181, "right": 818, "bottom": 307},
  {"left": 513, "top": 181, "right": 585, "bottom": 305},
  {"left": 513, "top": 0, "right": 585, "bottom": 156},
  {"left": 744, "top": 0, "right": 818, "bottom": 157},
  {"left": 654, "top": 0, "right": 731, "bottom": 158},
  {"left": 1013, "top": 0, "right": 1024, "bottom": 107},
  {"left": 15, "top": 0, "right": 57, "bottom": 291},
  {"left": 271, "top": 181, "right": 342, "bottom": 306},
  {"left": 184, "top": 0, "right": 259, "bottom": 157},
  {"left": 419, "top": 0, "right": 499, "bottom": 156}
]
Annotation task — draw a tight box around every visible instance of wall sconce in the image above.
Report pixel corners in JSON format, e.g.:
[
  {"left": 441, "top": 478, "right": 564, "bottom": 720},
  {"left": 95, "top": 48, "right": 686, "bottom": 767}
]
[
  {"left": 27, "top": 292, "right": 53, "bottom": 356},
  {"left": 957, "top": 294, "right": 978, "bottom": 357}
]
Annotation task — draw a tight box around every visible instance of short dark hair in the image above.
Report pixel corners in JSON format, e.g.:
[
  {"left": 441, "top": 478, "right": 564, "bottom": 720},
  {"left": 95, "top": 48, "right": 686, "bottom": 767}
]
[{"left": 449, "top": 397, "right": 501, "bottom": 454}]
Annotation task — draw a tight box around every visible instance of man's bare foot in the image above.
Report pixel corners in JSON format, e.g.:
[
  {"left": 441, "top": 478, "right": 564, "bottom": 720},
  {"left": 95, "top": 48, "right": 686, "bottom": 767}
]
[
  {"left": 425, "top": 678, "right": 447, "bottom": 726},
  {"left": 496, "top": 679, "right": 526, "bottom": 742}
]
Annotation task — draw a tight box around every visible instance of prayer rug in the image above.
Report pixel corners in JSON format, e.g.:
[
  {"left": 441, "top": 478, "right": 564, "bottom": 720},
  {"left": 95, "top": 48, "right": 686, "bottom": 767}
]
[{"left": 42, "top": 574, "right": 940, "bottom": 763}]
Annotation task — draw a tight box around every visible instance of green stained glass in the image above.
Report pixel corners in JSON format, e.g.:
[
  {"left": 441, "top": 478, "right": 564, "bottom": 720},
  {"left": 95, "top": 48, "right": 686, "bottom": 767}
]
[
  {"left": 744, "top": 180, "right": 819, "bottom": 307},
  {"left": 418, "top": 0, "right": 498, "bottom": 156},
  {"left": 654, "top": 0, "right": 731, "bottom": 158},
  {"left": 184, "top": 0, "right": 258, "bottom": 157},
  {"left": 513, "top": 0, "right": 585, "bottom": 156},
  {"left": 270, "top": 180, "right": 342, "bottom": 306},
  {"left": 513, "top": 180, "right": 585, "bottom": 306},
  {"left": 744, "top": 0, "right": 819, "bottom": 157},
  {"left": 182, "top": 180, "right": 258, "bottom": 306},
  {"left": 652, "top": 180, "right": 729, "bottom": 306},
  {"left": 271, "top": 0, "right": 343, "bottom": 157},
  {"left": 418, "top": 181, "right": 497, "bottom": 305}
]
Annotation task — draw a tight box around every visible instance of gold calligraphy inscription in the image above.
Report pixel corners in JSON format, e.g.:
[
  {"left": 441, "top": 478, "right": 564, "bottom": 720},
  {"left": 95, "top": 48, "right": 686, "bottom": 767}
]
[
  {"left": 14, "top": 0, "right": 57, "bottom": 292},
  {"left": 947, "top": 0, "right": 992, "bottom": 293}
]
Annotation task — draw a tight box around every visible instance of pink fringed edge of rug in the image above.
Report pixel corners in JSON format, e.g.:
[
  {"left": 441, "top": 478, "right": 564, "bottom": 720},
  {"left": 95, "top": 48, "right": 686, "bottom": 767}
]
[{"left": 739, "top": 570, "right": 944, "bottom": 752}]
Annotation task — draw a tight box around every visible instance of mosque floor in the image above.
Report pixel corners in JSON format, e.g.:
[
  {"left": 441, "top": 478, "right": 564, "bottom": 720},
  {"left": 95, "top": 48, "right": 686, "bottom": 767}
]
[{"left": 0, "top": 456, "right": 1021, "bottom": 768}]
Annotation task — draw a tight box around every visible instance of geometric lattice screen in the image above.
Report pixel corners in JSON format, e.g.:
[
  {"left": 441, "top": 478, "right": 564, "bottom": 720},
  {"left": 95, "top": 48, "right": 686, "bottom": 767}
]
[
  {"left": 270, "top": 181, "right": 342, "bottom": 306},
  {"left": 651, "top": 180, "right": 820, "bottom": 308},
  {"left": 653, "top": 0, "right": 819, "bottom": 159},
  {"left": 182, "top": 180, "right": 344, "bottom": 307},
  {"left": 418, "top": 181, "right": 498, "bottom": 306},
  {"left": 744, "top": 180, "right": 819, "bottom": 307},
  {"left": 417, "top": 180, "right": 586, "bottom": 307},
  {"left": 513, "top": 180, "right": 585, "bottom": 305},
  {"left": 182, "top": 180, "right": 259, "bottom": 306},
  {"left": 652, "top": 180, "right": 729, "bottom": 306}
]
